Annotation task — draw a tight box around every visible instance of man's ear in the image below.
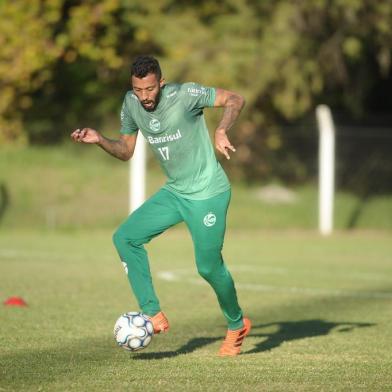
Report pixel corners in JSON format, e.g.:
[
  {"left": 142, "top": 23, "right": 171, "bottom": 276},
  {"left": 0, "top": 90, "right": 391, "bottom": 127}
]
[{"left": 160, "top": 78, "right": 165, "bottom": 88}]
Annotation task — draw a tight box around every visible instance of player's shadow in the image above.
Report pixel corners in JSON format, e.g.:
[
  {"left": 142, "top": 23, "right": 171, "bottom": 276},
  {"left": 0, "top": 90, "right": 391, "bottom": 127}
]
[
  {"left": 132, "top": 319, "right": 374, "bottom": 360},
  {"left": 133, "top": 336, "right": 218, "bottom": 360},
  {"left": 244, "top": 319, "right": 374, "bottom": 354}
]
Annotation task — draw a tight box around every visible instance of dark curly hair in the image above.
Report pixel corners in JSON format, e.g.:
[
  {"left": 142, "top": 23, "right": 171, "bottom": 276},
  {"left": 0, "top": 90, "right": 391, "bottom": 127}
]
[{"left": 131, "top": 55, "right": 162, "bottom": 80}]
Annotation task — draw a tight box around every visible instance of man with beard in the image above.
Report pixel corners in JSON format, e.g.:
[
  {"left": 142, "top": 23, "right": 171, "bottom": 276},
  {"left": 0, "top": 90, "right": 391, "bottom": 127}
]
[{"left": 71, "top": 55, "right": 251, "bottom": 356}]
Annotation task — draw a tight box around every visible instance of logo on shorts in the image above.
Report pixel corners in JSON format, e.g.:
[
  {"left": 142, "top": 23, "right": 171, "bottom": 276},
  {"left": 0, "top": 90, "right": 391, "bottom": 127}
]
[
  {"left": 149, "top": 119, "right": 160, "bottom": 133},
  {"left": 203, "top": 212, "right": 216, "bottom": 227},
  {"left": 122, "top": 262, "right": 128, "bottom": 275}
]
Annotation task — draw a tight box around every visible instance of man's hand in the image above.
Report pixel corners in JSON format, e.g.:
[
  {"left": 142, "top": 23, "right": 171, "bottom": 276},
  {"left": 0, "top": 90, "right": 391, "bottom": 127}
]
[
  {"left": 213, "top": 88, "right": 244, "bottom": 160},
  {"left": 215, "top": 128, "right": 236, "bottom": 160},
  {"left": 71, "top": 128, "right": 137, "bottom": 161},
  {"left": 70, "top": 128, "right": 101, "bottom": 144}
]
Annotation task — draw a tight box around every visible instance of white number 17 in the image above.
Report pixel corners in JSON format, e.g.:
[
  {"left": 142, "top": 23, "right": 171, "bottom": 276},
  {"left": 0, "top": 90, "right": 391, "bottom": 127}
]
[{"left": 158, "top": 146, "right": 170, "bottom": 161}]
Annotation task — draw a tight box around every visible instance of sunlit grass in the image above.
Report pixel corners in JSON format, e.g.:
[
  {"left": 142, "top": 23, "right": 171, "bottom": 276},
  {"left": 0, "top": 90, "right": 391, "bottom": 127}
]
[
  {"left": 1, "top": 229, "right": 392, "bottom": 391},
  {"left": 1, "top": 145, "right": 391, "bottom": 231}
]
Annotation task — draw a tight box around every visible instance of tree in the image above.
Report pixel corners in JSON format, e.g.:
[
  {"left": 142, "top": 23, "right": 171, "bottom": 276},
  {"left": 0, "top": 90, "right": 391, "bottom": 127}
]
[{"left": 1, "top": 0, "right": 391, "bottom": 185}]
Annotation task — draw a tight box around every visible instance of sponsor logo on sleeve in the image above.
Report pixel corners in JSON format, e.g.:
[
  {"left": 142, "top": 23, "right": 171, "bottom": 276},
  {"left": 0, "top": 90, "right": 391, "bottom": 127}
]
[{"left": 187, "top": 87, "right": 207, "bottom": 97}]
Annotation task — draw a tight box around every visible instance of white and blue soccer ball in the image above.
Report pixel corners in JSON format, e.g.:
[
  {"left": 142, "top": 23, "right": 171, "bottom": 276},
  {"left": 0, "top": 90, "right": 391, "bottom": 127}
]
[{"left": 113, "top": 312, "right": 154, "bottom": 351}]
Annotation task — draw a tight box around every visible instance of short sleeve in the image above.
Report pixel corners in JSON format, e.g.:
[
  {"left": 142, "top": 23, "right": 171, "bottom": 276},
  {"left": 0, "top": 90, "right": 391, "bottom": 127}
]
[
  {"left": 120, "top": 93, "right": 138, "bottom": 135},
  {"left": 181, "top": 82, "right": 216, "bottom": 113}
]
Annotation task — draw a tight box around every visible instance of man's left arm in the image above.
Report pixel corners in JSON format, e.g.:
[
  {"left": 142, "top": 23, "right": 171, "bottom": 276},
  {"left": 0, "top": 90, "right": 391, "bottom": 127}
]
[{"left": 213, "top": 88, "right": 245, "bottom": 160}]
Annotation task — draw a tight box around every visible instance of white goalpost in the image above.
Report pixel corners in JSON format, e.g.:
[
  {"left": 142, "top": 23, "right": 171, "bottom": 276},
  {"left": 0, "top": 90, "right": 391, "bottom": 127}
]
[
  {"left": 316, "top": 104, "right": 336, "bottom": 236},
  {"left": 129, "top": 134, "right": 146, "bottom": 214},
  {"left": 128, "top": 111, "right": 336, "bottom": 235}
]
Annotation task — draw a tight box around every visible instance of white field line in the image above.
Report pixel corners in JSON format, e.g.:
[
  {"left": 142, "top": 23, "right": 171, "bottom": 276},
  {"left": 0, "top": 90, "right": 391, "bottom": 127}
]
[
  {"left": 2, "top": 247, "right": 392, "bottom": 295},
  {"left": 229, "top": 265, "right": 392, "bottom": 283},
  {"left": 157, "top": 269, "right": 392, "bottom": 300}
]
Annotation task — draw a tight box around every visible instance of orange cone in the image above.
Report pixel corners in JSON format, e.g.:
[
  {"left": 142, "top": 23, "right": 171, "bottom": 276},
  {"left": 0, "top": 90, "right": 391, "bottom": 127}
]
[{"left": 4, "top": 296, "right": 28, "bottom": 307}]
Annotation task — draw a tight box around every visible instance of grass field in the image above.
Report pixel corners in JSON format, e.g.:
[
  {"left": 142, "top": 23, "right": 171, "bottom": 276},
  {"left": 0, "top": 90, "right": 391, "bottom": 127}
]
[
  {"left": 1, "top": 145, "right": 392, "bottom": 230},
  {"left": 1, "top": 229, "right": 392, "bottom": 391}
]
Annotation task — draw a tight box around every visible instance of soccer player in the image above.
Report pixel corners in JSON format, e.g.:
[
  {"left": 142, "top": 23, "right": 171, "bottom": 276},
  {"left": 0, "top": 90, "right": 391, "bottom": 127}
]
[{"left": 71, "top": 55, "right": 251, "bottom": 356}]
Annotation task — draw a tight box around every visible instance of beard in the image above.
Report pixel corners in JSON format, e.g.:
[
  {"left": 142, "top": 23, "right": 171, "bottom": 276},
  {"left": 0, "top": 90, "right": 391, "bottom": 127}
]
[
  {"left": 141, "top": 101, "right": 156, "bottom": 111},
  {"left": 141, "top": 88, "right": 161, "bottom": 112}
]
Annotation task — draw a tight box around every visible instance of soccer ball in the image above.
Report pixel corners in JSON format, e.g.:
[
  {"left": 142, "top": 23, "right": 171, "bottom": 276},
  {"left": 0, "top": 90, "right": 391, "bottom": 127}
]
[{"left": 113, "top": 312, "right": 154, "bottom": 351}]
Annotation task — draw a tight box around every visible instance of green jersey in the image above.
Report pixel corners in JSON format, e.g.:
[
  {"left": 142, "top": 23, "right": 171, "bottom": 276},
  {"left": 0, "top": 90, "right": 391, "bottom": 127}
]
[{"left": 120, "top": 82, "right": 230, "bottom": 200}]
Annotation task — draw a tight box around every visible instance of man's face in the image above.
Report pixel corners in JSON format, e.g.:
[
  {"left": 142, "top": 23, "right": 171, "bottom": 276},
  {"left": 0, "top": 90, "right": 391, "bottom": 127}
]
[{"left": 131, "top": 73, "right": 164, "bottom": 111}]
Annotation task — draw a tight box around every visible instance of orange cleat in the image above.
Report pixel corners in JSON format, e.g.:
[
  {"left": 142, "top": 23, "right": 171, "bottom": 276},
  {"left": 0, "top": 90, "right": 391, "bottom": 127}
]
[
  {"left": 218, "top": 317, "right": 252, "bottom": 356},
  {"left": 149, "top": 311, "right": 170, "bottom": 334}
]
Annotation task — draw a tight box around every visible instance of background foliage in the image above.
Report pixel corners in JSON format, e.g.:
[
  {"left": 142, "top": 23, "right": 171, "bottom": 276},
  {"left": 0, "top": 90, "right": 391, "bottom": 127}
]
[{"left": 1, "top": 0, "right": 391, "bottom": 186}]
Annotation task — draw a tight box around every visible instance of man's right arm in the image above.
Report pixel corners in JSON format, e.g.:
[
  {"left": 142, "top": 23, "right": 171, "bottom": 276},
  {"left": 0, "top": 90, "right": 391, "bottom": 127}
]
[{"left": 70, "top": 128, "right": 137, "bottom": 161}]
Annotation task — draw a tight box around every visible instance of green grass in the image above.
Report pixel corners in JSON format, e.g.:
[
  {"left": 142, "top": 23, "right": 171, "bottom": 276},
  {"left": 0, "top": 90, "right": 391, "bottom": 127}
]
[
  {"left": 1, "top": 229, "right": 392, "bottom": 391},
  {"left": 1, "top": 144, "right": 391, "bottom": 230}
]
